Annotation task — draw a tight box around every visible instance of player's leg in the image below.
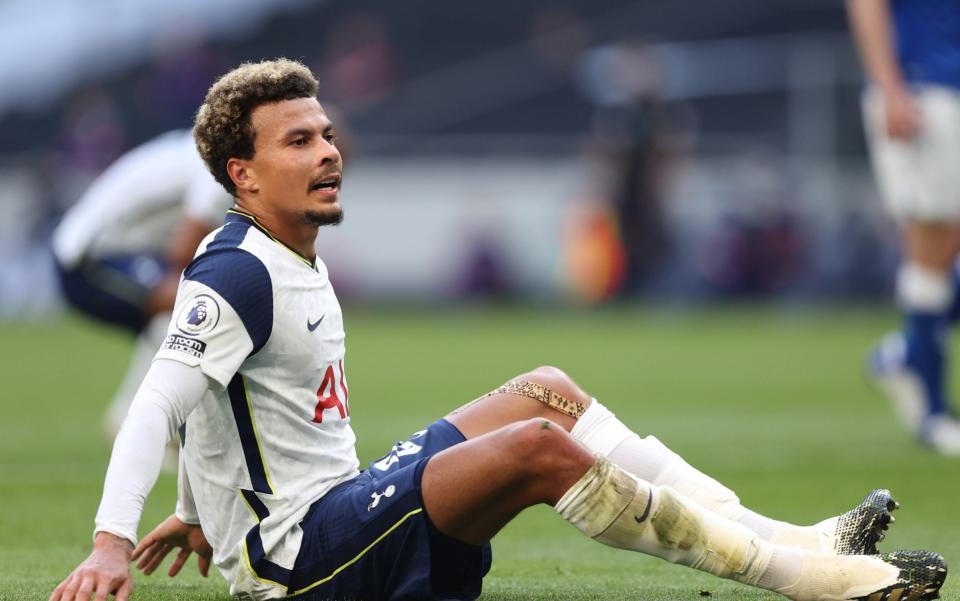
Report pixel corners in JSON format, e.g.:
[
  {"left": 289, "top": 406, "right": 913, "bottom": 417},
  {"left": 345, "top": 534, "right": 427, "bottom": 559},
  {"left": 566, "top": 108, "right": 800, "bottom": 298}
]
[
  {"left": 893, "top": 222, "right": 960, "bottom": 454},
  {"left": 944, "top": 255, "right": 960, "bottom": 323},
  {"left": 555, "top": 455, "right": 947, "bottom": 601},
  {"left": 870, "top": 222, "right": 960, "bottom": 429},
  {"left": 864, "top": 85, "right": 960, "bottom": 455},
  {"left": 54, "top": 255, "right": 160, "bottom": 334},
  {"left": 447, "top": 367, "right": 895, "bottom": 555},
  {"left": 421, "top": 420, "right": 947, "bottom": 601},
  {"left": 55, "top": 253, "right": 183, "bottom": 469},
  {"left": 571, "top": 399, "right": 899, "bottom": 555},
  {"left": 896, "top": 222, "right": 960, "bottom": 421},
  {"left": 446, "top": 365, "right": 587, "bottom": 438},
  {"left": 421, "top": 418, "right": 591, "bottom": 544}
]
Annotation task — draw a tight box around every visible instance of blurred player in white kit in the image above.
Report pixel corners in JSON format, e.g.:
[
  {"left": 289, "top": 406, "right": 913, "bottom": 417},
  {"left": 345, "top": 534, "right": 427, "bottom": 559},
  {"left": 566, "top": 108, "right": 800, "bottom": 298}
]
[{"left": 51, "top": 130, "right": 233, "bottom": 440}]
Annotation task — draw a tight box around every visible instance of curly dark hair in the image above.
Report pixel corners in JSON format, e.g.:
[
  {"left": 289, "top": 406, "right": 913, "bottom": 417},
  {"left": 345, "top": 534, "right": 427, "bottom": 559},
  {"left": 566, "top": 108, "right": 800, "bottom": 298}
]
[{"left": 193, "top": 58, "right": 319, "bottom": 195}]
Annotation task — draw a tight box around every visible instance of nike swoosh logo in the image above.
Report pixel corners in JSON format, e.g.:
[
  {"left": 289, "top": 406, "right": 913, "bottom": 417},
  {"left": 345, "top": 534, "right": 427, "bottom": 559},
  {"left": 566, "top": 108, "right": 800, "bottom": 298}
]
[
  {"left": 634, "top": 486, "right": 654, "bottom": 524},
  {"left": 307, "top": 315, "right": 325, "bottom": 331}
]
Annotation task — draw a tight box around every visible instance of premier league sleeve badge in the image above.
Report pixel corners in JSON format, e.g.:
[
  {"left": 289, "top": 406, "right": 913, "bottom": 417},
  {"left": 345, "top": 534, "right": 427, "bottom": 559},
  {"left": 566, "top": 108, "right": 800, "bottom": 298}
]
[{"left": 176, "top": 294, "right": 221, "bottom": 336}]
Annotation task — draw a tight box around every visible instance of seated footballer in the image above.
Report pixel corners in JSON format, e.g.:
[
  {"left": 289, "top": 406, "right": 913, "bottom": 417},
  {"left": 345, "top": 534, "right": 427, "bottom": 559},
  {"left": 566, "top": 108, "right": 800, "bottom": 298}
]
[{"left": 51, "top": 58, "right": 947, "bottom": 601}]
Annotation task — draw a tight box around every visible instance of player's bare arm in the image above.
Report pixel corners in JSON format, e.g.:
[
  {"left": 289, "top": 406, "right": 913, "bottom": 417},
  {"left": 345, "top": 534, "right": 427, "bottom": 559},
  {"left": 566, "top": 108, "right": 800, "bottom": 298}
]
[
  {"left": 144, "top": 216, "right": 221, "bottom": 317},
  {"left": 846, "top": 0, "right": 919, "bottom": 139}
]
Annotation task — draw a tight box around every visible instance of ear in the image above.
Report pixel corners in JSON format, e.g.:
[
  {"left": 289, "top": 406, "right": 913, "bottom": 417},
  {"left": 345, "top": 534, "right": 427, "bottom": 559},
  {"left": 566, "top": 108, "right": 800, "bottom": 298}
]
[{"left": 227, "top": 158, "right": 259, "bottom": 193}]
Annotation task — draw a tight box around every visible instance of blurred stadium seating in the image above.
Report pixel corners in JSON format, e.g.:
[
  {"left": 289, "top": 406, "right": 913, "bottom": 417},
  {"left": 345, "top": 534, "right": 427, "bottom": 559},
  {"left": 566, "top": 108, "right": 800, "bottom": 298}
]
[{"left": 0, "top": 0, "right": 898, "bottom": 315}]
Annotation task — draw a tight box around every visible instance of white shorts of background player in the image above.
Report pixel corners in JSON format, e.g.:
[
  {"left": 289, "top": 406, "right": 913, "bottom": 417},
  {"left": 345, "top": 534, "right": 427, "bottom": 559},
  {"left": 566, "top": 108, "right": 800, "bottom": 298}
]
[{"left": 863, "top": 84, "right": 960, "bottom": 221}]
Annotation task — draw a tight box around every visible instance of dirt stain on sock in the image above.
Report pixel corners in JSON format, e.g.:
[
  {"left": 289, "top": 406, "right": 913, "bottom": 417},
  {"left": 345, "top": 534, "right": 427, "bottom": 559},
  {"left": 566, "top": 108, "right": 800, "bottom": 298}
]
[{"left": 652, "top": 488, "right": 701, "bottom": 551}]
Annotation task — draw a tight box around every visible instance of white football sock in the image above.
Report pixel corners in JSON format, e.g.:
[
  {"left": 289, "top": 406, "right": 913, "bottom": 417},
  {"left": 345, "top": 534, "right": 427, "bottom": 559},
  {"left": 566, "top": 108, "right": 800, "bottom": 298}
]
[
  {"left": 896, "top": 263, "right": 952, "bottom": 313},
  {"left": 556, "top": 458, "right": 900, "bottom": 601},
  {"left": 768, "top": 515, "right": 838, "bottom": 554},
  {"left": 571, "top": 401, "right": 832, "bottom": 550},
  {"left": 556, "top": 457, "right": 773, "bottom": 585}
]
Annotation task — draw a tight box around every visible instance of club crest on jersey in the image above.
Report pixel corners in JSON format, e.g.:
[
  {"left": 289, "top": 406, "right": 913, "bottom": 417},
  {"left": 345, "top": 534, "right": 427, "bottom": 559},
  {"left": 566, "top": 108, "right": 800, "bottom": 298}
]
[
  {"left": 367, "top": 484, "right": 396, "bottom": 512},
  {"left": 176, "top": 294, "right": 220, "bottom": 336}
]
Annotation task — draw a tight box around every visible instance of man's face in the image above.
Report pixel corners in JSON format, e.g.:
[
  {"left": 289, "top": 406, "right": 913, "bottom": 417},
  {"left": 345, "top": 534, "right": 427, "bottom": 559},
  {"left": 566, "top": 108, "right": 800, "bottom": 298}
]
[{"left": 246, "top": 97, "right": 343, "bottom": 226}]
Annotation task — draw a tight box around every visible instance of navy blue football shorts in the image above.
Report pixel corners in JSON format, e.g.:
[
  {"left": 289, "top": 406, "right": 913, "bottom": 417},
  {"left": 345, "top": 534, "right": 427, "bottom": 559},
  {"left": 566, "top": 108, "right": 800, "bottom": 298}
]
[
  {"left": 289, "top": 419, "right": 493, "bottom": 601},
  {"left": 54, "top": 254, "right": 167, "bottom": 334}
]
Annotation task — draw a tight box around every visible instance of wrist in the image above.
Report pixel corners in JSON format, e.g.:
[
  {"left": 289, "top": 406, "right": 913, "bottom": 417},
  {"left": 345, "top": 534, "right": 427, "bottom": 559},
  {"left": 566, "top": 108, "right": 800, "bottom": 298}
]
[
  {"left": 175, "top": 508, "right": 201, "bottom": 526},
  {"left": 876, "top": 78, "right": 908, "bottom": 99},
  {"left": 93, "top": 530, "right": 134, "bottom": 556}
]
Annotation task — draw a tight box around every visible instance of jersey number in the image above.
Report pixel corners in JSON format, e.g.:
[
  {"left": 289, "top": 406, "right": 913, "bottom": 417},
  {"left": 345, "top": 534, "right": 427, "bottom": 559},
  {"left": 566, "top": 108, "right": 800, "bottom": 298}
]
[
  {"left": 313, "top": 359, "right": 350, "bottom": 423},
  {"left": 372, "top": 438, "right": 424, "bottom": 472}
]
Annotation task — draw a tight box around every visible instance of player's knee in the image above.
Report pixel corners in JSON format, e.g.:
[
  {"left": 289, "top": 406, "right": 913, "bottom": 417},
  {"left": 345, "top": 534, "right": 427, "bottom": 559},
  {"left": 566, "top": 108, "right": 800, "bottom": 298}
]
[
  {"left": 529, "top": 365, "right": 569, "bottom": 379},
  {"left": 506, "top": 418, "right": 592, "bottom": 476},
  {"left": 516, "top": 365, "right": 592, "bottom": 408},
  {"left": 528, "top": 366, "right": 576, "bottom": 387}
]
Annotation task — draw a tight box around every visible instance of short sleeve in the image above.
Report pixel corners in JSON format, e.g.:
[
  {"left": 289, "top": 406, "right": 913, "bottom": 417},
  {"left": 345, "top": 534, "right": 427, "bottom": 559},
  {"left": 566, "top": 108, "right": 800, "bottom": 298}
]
[
  {"left": 156, "top": 280, "right": 252, "bottom": 387},
  {"left": 155, "top": 246, "right": 273, "bottom": 387}
]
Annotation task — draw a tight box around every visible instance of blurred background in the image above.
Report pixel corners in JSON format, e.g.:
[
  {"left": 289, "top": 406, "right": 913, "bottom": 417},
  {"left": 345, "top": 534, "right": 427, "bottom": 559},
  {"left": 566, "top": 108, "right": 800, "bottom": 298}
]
[
  {"left": 0, "top": 0, "right": 898, "bottom": 316},
  {"left": 8, "top": 3, "right": 960, "bottom": 600}
]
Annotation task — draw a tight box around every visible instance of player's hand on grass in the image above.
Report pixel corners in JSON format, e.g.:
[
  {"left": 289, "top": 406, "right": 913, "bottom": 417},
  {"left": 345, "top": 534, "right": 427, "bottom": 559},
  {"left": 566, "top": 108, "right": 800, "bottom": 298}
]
[
  {"left": 49, "top": 531, "right": 133, "bottom": 601},
  {"left": 132, "top": 514, "right": 213, "bottom": 578}
]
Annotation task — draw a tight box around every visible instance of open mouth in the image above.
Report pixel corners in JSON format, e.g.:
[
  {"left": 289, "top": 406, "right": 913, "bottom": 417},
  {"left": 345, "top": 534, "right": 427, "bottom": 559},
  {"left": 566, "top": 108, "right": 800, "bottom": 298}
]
[{"left": 310, "top": 175, "right": 341, "bottom": 193}]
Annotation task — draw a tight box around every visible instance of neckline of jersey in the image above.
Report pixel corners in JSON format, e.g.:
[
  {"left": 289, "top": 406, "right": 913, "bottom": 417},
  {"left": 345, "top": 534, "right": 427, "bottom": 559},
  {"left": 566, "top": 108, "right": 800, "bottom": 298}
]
[{"left": 226, "top": 209, "right": 317, "bottom": 270}]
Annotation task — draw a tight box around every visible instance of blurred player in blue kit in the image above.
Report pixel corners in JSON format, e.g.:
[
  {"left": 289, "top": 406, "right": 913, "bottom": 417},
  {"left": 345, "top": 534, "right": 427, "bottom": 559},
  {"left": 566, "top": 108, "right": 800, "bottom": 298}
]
[
  {"left": 50, "top": 59, "right": 947, "bottom": 601},
  {"left": 847, "top": 0, "right": 960, "bottom": 455},
  {"left": 52, "top": 130, "right": 233, "bottom": 442}
]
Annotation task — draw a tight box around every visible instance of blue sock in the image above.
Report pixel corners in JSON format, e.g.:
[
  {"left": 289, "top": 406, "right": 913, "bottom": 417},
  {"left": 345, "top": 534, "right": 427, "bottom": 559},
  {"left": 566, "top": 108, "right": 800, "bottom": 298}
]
[{"left": 903, "top": 311, "right": 948, "bottom": 416}]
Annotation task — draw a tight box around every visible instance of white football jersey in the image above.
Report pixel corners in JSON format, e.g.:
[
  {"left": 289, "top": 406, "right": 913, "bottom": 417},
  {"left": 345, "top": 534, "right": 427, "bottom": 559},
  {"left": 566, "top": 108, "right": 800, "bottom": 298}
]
[
  {"left": 51, "top": 130, "right": 233, "bottom": 268},
  {"left": 155, "top": 210, "right": 360, "bottom": 599}
]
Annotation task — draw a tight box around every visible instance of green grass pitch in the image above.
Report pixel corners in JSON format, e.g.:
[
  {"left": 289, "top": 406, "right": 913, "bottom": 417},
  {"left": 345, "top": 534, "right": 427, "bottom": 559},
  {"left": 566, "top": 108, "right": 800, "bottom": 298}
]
[{"left": 2, "top": 305, "right": 958, "bottom": 600}]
